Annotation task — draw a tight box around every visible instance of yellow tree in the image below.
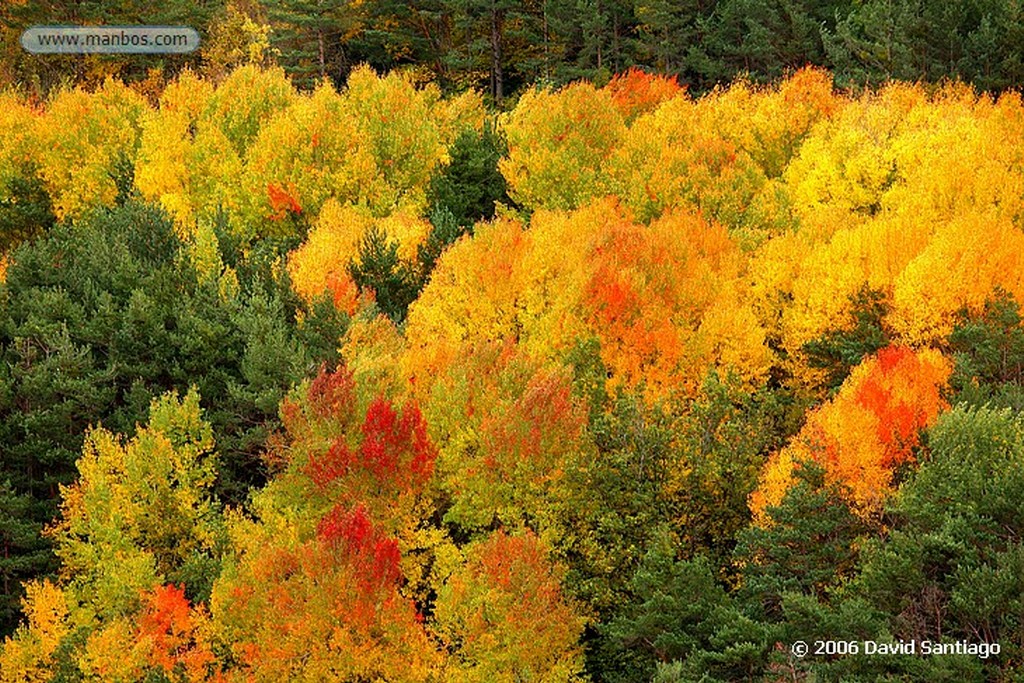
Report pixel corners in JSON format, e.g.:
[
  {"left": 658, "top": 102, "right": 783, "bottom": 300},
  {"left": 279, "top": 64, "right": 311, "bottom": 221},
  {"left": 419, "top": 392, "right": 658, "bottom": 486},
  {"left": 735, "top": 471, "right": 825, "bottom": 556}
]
[
  {"left": 699, "top": 67, "right": 839, "bottom": 181},
  {"left": 881, "top": 84, "right": 1024, "bottom": 226},
  {"left": 890, "top": 213, "right": 1024, "bottom": 345},
  {"left": 0, "top": 92, "right": 42, "bottom": 198},
  {"left": 35, "top": 79, "right": 149, "bottom": 221},
  {"left": 778, "top": 213, "right": 936, "bottom": 382},
  {"left": 0, "top": 581, "right": 69, "bottom": 683},
  {"left": 499, "top": 82, "right": 625, "bottom": 211},
  {"left": 339, "top": 66, "right": 483, "bottom": 215},
  {"left": 605, "top": 95, "right": 766, "bottom": 230},
  {"left": 0, "top": 91, "right": 49, "bottom": 251},
  {"left": 239, "top": 81, "right": 365, "bottom": 237},
  {"left": 134, "top": 65, "right": 295, "bottom": 235},
  {"left": 404, "top": 214, "right": 530, "bottom": 389},
  {"left": 133, "top": 69, "right": 217, "bottom": 229},
  {"left": 236, "top": 65, "right": 481, "bottom": 238},
  {"left": 783, "top": 82, "right": 925, "bottom": 223},
  {"left": 0, "top": 391, "right": 224, "bottom": 681}
]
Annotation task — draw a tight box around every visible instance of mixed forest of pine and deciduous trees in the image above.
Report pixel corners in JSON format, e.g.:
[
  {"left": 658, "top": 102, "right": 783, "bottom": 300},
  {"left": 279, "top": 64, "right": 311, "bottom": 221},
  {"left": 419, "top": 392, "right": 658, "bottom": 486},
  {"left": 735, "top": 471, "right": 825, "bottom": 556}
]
[{"left": 3, "top": 3, "right": 1024, "bottom": 682}]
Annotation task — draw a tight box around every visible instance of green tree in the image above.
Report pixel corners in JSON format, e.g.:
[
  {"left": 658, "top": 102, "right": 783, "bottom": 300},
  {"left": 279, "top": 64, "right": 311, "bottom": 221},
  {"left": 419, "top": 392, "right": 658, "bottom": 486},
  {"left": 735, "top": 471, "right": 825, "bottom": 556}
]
[
  {"left": 946, "top": 289, "right": 1024, "bottom": 410},
  {"left": 802, "top": 286, "right": 891, "bottom": 395},
  {"left": 348, "top": 223, "right": 421, "bottom": 323},
  {"left": 0, "top": 201, "right": 346, "bottom": 636},
  {"left": 445, "top": 0, "right": 547, "bottom": 103},
  {"left": 854, "top": 405, "right": 1024, "bottom": 675},
  {"left": 263, "top": 0, "right": 361, "bottom": 86},
  {"left": 0, "top": 481, "right": 50, "bottom": 634},
  {"left": 735, "top": 461, "right": 870, "bottom": 621},
  {"left": 607, "top": 534, "right": 775, "bottom": 683},
  {"left": 426, "top": 120, "right": 511, "bottom": 229}
]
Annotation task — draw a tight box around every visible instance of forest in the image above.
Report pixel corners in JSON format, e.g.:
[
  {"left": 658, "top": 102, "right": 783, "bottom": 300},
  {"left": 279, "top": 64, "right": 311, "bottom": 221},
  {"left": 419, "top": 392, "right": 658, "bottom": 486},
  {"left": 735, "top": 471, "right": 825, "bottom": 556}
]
[
  {"left": 6, "top": 0, "right": 1024, "bottom": 99},
  {"left": 3, "top": 2, "right": 1024, "bottom": 683}
]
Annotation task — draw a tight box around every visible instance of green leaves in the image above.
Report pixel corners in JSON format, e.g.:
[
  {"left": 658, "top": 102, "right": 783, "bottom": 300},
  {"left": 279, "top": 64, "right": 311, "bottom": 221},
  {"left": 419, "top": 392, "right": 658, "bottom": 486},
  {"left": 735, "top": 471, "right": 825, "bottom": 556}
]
[{"left": 349, "top": 223, "right": 422, "bottom": 324}]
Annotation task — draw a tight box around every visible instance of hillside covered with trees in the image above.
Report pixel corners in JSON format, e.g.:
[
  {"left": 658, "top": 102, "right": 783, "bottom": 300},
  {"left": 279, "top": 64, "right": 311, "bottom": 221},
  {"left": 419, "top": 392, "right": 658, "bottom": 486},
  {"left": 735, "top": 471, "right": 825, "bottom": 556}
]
[{"left": 2, "top": 3, "right": 1024, "bottom": 682}]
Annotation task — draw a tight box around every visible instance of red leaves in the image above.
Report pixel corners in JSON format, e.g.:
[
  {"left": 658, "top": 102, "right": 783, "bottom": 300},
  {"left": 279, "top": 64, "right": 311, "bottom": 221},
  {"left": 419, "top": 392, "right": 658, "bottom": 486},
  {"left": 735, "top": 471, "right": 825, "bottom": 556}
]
[
  {"left": 304, "top": 436, "right": 354, "bottom": 489},
  {"left": 300, "top": 366, "right": 436, "bottom": 495},
  {"left": 267, "top": 181, "right": 302, "bottom": 220},
  {"left": 316, "top": 504, "right": 401, "bottom": 590},
  {"left": 360, "top": 398, "right": 436, "bottom": 486}
]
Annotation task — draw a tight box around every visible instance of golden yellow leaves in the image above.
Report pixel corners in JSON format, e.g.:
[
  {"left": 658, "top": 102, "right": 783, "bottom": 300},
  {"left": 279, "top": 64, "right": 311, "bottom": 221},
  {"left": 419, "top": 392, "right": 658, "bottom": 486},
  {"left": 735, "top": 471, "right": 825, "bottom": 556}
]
[
  {"left": 288, "top": 201, "right": 370, "bottom": 314},
  {"left": 0, "top": 582, "right": 69, "bottom": 683},
  {"left": 891, "top": 214, "right": 1024, "bottom": 344},
  {"left": 133, "top": 64, "right": 481, "bottom": 238},
  {"left": 500, "top": 82, "right": 625, "bottom": 212},
  {"left": 35, "top": 79, "right": 147, "bottom": 222},
  {"left": 0, "top": 92, "right": 40, "bottom": 189},
  {"left": 499, "top": 67, "right": 835, "bottom": 238},
  {"left": 1, "top": 393, "right": 222, "bottom": 682}
]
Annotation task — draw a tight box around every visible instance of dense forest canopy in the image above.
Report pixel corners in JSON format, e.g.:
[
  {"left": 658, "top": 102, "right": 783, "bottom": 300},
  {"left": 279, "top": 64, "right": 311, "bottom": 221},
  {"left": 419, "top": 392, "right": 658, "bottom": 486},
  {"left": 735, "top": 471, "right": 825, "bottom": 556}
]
[
  {"left": 2, "top": 2, "right": 1024, "bottom": 682},
  {"left": 4, "top": 0, "right": 1024, "bottom": 99}
]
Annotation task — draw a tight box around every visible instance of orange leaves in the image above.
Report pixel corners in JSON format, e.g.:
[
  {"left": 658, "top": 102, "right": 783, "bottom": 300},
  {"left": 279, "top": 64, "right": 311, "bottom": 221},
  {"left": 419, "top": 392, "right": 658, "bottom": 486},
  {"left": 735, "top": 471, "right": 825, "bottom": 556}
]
[
  {"left": 214, "top": 364, "right": 441, "bottom": 680},
  {"left": 404, "top": 215, "right": 530, "bottom": 389},
  {"left": 581, "top": 207, "right": 765, "bottom": 398},
  {"left": 603, "top": 67, "right": 684, "bottom": 121},
  {"left": 266, "top": 181, "right": 301, "bottom": 220},
  {"left": 136, "top": 584, "right": 218, "bottom": 682},
  {"left": 751, "top": 346, "right": 952, "bottom": 521},
  {"left": 406, "top": 198, "right": 768, "bottom": 406}
]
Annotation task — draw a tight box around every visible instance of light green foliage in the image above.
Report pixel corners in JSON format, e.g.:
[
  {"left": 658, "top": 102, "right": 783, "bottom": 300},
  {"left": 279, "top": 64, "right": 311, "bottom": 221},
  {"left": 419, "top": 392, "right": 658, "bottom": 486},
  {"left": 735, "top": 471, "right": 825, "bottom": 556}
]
[{"left": 53, "top": 390, "right": 223, "bottom": 620}]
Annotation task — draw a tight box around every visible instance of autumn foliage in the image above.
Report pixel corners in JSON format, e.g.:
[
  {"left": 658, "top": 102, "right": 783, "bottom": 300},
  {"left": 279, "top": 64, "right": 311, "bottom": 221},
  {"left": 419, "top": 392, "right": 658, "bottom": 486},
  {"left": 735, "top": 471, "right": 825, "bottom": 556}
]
[
  {"left": 752, "top": 346, "right": 952, "bottom": 519},
  {"left": 7, "top": 62, "right": 1024, "bottom": 682},
  {"left": 434, "top": 530, "right": 586, "bottom": 681}
]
